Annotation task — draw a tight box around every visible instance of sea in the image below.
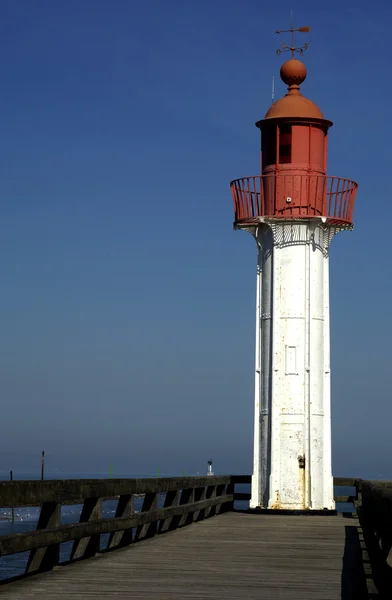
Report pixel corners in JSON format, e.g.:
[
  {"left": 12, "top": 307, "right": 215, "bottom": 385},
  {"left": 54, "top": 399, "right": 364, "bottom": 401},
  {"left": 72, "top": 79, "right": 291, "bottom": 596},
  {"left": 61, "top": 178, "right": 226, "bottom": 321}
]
[{"left": 0, "top": 472, "right": 355, "bottom": 582}]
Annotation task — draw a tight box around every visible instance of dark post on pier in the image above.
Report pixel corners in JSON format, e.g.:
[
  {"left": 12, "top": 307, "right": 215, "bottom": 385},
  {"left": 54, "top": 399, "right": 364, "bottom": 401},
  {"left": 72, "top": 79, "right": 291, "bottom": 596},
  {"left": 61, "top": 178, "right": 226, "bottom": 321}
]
[
  {"left": 9, "top": 471, "right": 14, "bottom": 525},
  {"left": 41, "top": 451, "right": 45, "bottom": 482}
]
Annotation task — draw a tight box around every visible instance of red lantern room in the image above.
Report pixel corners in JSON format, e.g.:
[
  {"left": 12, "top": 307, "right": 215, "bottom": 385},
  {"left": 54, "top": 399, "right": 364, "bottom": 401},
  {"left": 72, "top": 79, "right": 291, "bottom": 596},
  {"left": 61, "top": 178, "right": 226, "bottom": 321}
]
[{"left": 230, "top": 27, "right": 358, "bottom": 227}]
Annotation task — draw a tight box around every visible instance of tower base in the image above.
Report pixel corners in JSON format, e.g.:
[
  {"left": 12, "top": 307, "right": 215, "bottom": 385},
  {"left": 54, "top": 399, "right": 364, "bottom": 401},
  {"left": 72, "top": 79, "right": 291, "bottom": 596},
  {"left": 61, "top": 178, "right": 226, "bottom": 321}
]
[{"left": 247, "top": 508, "right": 337, "bottom": 516}]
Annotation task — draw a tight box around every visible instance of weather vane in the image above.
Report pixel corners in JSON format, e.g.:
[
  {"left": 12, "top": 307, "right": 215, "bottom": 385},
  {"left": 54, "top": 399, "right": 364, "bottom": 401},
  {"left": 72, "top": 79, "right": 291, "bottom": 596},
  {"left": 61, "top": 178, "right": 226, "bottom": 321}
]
[{"left": 276, "top": 13, "right": 310, "bottom": 59}]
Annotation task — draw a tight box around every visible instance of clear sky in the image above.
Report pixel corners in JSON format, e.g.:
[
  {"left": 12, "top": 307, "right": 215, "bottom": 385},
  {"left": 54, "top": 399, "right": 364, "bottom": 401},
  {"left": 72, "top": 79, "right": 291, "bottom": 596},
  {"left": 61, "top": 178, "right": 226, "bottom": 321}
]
[{"left": 0, "top": 0, "right": 390, "bottom": 479}]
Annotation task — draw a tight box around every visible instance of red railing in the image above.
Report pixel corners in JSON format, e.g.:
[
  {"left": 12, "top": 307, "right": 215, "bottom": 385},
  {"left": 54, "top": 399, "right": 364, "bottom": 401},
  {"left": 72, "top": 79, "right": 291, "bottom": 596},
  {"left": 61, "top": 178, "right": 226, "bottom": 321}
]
[{"left": 230, "top": 174, "right": 358, "bottom": 226}]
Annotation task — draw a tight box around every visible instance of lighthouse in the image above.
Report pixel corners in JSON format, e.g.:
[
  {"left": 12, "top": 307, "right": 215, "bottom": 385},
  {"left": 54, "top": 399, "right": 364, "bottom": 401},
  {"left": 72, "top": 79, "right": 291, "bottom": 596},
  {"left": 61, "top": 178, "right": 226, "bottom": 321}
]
[{"left": 230, "top": 25, "right": 358, "bottom": 510}]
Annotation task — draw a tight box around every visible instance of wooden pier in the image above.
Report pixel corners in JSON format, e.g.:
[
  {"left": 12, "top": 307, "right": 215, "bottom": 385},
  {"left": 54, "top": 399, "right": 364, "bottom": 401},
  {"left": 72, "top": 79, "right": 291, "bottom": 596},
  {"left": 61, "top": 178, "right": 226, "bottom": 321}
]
[{"left": 0, "top": 476, "right": 390, "bottom": 598}]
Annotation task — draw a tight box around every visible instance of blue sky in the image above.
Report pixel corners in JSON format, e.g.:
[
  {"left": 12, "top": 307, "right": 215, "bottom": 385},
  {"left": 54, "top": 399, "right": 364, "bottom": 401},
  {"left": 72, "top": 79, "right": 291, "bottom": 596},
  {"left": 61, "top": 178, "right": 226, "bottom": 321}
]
[{"left": 0, "top": 0, "right": 390, "bottom": 479}]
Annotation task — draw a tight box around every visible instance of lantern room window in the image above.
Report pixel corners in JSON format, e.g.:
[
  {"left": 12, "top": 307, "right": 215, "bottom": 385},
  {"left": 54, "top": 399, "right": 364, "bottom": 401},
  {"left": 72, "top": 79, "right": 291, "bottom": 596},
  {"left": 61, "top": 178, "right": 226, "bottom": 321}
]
[
  {"left": 279, "top": 124, "right": 292, "bottom": 164},
  {"left": 262, "top": 126, "right": 276, "bottom": 167}
]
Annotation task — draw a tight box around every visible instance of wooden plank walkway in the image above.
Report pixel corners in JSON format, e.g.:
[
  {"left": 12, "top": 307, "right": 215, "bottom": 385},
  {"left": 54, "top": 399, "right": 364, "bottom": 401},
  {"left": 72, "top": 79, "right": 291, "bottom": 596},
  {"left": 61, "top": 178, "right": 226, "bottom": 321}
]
[{"left": 0, "top": 513, "right": 371, "bottom": 599}]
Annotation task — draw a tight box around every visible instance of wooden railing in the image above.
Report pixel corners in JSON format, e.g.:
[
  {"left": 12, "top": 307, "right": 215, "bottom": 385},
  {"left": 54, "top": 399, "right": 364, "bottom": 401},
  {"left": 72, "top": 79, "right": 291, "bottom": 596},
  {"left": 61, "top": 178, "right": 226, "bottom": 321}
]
[
  {"left": 0, "top": 475, "right": 367, "bottom": 583},
  {"left": 333, "top": 476, "right": 360, "bottom": 507},
  {"left": 0, "top": 476, "right": 243, "bottom": 578},
  {"left": 358, "top": 479, "right": 392, "bottom": 594}
]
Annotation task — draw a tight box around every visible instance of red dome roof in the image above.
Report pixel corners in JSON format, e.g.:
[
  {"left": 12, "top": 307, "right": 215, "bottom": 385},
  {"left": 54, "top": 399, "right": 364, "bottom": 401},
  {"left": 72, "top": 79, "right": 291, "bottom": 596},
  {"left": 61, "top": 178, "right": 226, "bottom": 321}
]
[{"left": 264, "top": 58, "right": 324, "bottom": 120}]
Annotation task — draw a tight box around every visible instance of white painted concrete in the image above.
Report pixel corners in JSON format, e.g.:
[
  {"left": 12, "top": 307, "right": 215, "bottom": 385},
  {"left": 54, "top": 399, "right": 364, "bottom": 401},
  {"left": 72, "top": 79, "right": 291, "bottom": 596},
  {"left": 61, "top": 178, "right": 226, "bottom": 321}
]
[{"left": 247, "top": 219, "right": 338, "bottom": 510}]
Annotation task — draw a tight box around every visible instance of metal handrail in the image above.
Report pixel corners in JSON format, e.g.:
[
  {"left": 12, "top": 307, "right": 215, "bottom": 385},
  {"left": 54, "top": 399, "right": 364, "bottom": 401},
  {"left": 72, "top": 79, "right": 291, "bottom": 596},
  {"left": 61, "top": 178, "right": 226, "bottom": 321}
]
[{"left": 230, "top": 174, "right": 358, "bottom": 226}]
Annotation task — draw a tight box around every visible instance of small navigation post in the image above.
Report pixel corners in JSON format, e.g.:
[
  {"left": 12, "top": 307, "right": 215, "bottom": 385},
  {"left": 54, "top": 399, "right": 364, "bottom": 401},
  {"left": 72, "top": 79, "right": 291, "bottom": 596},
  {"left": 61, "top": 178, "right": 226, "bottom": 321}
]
[
  {"left": 41, "top": 450, "right": 45, "bottom": 481},
  {"left": 10, "top": 470, "right": 14, "bottom": 523}
]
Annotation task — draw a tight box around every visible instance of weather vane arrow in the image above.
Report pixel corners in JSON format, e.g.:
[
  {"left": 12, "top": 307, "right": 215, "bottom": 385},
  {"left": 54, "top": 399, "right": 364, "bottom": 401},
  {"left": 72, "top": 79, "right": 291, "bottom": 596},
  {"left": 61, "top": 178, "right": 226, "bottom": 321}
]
[{"left": 275, "top": 14, "right": 310, "bottom": 59}]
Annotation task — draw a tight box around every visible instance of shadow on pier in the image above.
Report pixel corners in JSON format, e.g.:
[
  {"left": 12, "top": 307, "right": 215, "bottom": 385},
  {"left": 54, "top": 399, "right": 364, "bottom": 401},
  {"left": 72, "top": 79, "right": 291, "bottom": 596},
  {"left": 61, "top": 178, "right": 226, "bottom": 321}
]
[{"left": 341, "top": 523, "right": 369, "bottom": 599}]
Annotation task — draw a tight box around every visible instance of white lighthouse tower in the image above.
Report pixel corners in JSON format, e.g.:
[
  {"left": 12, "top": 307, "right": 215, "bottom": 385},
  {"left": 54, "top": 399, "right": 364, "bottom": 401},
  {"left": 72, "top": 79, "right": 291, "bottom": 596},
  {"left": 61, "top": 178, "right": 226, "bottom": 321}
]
[{"left": 230, "top": 25, "right": 358, "bottom": 510}]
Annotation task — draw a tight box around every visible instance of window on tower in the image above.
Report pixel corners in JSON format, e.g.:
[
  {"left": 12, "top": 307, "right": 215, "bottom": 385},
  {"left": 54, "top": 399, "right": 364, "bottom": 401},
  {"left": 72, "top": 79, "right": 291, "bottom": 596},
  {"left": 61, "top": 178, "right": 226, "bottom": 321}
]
[
  {"left": 279, "top": 124, "right": 292, "bottom": 164},
  {"left": 262, "top": 126, "right": 277, "bottom": 167}
]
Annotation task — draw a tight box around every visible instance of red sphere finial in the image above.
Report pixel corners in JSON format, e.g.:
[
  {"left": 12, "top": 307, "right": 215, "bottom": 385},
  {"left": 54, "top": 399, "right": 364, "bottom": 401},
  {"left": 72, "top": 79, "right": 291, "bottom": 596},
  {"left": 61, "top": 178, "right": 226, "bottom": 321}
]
[{"left": 280, "top": 59, "right": 307, "bottom": 94}]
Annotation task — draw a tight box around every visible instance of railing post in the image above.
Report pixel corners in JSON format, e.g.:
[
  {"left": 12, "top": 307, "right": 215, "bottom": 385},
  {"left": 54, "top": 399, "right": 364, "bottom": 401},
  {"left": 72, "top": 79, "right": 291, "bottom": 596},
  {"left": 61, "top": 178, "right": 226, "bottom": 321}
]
[
  {"left": 159, "top": 490, "right": 181, "bottom": 533},
  {"left": 224, "top": 481, "right": 235, "bottom": 512},
  {"left": 355, "top": 479, "right": 362, "bottom": 511},
  {"left": 193, "top": 486, "right": 206, "bottom": 522},
  {"left": 205, "top": 484, "right": 217, "bottom": 518},
  {"left": 26, "top": 501, "right": 61, "bottom": 574},
  {"left": 214, "top": 484, "right": 226, "bottom": 515},
  {"left": 178, "top": 487, "right": 195, "bottom": 527},
  {"left": 134, "top": 492, "right": 159, "bottom": 541},
  {"left": 107, "top": 494, "right": 134, "bottom": 550},
  {"left": 70, "top": 497, "right": 103, "bottom": 561}
]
